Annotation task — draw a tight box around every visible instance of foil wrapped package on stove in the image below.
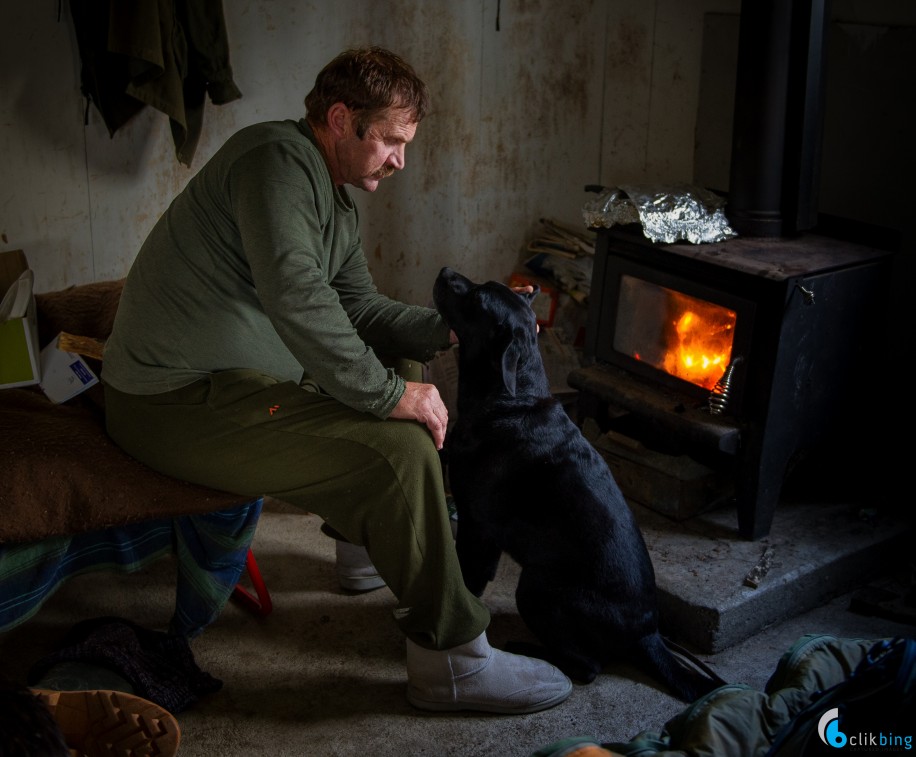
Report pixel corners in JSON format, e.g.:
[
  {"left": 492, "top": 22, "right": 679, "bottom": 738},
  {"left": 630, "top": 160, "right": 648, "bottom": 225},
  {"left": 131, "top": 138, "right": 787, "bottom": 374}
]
[{"left": 582, "top": 184, "right": 737, "bottom": 244}]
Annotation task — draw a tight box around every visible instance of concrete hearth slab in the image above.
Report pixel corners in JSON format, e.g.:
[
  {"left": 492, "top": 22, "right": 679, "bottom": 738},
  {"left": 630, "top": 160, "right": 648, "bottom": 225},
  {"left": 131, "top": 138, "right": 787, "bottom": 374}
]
[{"left": 637, "top": 495, "right": 912, "bottom": 654}]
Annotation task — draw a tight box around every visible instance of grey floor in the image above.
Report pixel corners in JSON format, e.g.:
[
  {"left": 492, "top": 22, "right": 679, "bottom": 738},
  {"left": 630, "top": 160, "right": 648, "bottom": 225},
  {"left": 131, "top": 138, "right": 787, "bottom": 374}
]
[{"left": 1, "top": 493, "right": 913, "bottom": 757}]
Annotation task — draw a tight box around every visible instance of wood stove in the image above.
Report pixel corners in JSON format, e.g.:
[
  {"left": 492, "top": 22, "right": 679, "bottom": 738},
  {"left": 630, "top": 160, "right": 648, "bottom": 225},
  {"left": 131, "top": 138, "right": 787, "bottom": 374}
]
[
  {"left": 569, "top": 226, "right": 893, "bottom": 540},
  {"left": 569, "top": 0, "right": 902, "bottom": 539}
]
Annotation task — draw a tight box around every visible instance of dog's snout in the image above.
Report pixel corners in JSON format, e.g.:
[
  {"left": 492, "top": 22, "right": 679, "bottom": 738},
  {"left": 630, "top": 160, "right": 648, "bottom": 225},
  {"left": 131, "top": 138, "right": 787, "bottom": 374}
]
[
  {"left": 434, "top": 267, "right": 464, "bottom": 317},
  {"left": 436, "top": 267, "right": 454, "bottom": 290},
  {"left": 435, "top": 267, "right": 472, "bottom": 297}
]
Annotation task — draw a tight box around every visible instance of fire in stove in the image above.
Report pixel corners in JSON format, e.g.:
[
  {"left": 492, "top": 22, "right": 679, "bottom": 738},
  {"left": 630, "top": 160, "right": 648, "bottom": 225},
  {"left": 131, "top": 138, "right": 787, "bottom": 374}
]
[{"left": 615, "top": 274, "right": 736, "bottom": 391}]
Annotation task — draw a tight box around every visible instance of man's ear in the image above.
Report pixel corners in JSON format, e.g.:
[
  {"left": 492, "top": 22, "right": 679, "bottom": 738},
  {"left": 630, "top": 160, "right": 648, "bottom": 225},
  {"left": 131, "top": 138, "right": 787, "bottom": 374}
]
[{"left": 326, "top": 102, "right": 352, "bottom": 138}]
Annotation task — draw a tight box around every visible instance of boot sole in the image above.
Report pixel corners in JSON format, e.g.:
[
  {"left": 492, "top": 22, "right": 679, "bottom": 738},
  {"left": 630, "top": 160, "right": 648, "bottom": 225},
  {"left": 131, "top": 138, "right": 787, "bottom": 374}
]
[
  {"left": 339, "top": 574, "right": 387, "bottom": 592},
  {"left": 407, "top": 684, "right": 572, "bottom": 715},
  {"left": 34, "top": 688, "right": 181, "bottom": 757}
]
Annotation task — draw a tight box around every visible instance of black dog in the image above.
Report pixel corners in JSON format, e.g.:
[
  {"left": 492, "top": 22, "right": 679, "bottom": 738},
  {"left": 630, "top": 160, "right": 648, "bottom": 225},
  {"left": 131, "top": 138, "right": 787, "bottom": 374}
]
[{"left": 433, "top": 267, "right": 724, "bottom": 703}]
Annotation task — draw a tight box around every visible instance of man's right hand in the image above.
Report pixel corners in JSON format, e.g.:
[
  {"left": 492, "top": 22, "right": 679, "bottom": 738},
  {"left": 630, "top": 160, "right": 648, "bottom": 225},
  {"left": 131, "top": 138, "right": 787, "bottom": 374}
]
[{"left": 389, "top": 381, "right": 449, "bottom": 450}]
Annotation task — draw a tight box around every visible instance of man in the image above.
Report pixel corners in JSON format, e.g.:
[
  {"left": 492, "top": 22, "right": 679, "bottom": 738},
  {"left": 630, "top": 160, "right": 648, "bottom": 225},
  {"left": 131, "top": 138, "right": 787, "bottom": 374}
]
[{"left": 102, "top": 46, "right": 572, "bottom": 714}]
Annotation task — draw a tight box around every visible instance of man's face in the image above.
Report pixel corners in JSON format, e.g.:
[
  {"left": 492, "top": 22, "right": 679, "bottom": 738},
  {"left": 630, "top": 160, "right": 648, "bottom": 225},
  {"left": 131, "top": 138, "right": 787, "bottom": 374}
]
[{"left": 335, "top": 107, "right": 417, "bottom": 192}]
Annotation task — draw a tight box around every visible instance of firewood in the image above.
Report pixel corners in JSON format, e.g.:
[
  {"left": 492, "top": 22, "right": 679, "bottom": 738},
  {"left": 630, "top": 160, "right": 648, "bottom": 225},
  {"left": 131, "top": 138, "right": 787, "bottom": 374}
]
[{"left": 56, "top": 331, "right": 106, "bottom": 360}]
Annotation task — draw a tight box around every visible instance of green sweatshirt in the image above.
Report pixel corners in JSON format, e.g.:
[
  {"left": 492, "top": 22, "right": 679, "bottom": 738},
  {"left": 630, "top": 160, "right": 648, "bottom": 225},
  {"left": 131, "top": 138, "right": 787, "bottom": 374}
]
[{"left": 102, "top": 118, "right": 451, "bottom": 418}]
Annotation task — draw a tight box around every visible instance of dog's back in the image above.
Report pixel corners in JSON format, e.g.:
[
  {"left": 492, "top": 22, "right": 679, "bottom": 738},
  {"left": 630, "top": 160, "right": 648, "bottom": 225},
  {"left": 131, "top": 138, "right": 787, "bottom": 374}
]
[{"left": 434, "top": 267, "right": 724, "bottom": 703}]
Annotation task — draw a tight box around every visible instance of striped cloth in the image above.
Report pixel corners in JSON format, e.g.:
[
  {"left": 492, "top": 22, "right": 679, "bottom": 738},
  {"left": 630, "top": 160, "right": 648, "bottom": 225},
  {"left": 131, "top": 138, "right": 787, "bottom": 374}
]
[{"left": 0, "top": 499, "right": 263, "bottom": 639}]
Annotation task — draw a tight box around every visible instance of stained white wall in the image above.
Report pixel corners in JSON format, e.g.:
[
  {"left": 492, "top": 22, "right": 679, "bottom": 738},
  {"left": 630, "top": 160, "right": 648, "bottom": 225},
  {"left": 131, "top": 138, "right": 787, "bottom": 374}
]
[
  {"left": 0, "top": 0, "right": 743, "bottom": 302},
  {"left": 3, "top": 0, "right": 909, "bottom": 307}
]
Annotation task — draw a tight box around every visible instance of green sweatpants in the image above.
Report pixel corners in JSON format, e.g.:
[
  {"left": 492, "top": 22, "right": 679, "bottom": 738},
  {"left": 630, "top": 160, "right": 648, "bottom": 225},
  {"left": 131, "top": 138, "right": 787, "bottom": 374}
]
[{"left": 103, "top": 368, "right": 490, "bottom": 649}]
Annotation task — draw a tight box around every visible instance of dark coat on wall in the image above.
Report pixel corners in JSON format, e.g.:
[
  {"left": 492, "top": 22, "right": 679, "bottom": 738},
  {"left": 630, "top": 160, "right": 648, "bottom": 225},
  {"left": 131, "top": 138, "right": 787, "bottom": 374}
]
[{"left": 69, "top": 0, "right": 242, "bottom": 166}]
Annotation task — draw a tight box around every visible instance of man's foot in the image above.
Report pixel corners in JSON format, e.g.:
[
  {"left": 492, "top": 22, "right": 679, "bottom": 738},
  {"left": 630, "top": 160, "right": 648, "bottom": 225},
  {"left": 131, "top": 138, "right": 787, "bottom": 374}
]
[
  {"left": 335, "top": 540, "right": 386, "bottom": 592},
  {"left": 406, "top": 632, "right": 572, "bottom": 714}
]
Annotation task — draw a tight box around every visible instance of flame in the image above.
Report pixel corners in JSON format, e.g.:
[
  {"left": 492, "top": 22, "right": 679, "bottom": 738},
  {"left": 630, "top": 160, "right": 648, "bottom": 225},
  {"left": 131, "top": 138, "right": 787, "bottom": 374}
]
[{"left": 660, "top": 293, "right": 735, "bottom": 390}]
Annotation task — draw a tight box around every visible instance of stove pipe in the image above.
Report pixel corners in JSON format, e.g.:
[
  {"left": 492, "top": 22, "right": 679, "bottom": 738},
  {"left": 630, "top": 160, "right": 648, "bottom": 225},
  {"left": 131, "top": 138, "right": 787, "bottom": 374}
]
[{"left": 727, "top": 0, "right": 832, "bottom": 237}]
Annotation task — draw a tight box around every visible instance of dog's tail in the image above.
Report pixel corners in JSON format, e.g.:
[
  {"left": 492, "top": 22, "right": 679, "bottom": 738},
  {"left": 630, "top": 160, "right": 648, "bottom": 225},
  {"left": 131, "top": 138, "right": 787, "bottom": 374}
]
[{"left": 635, "top": 632, "right": 728, "bottom": 703}]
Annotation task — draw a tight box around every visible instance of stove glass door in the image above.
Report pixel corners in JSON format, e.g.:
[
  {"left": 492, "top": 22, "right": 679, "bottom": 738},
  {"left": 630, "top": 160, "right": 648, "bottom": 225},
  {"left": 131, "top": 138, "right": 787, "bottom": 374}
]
[{"left": 614, "top": 274, "right": 737, "bottom": 392}]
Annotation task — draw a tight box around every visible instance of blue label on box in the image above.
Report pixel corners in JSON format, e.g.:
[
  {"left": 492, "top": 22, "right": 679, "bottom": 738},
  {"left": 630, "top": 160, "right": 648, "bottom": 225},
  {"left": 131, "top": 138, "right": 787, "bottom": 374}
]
[{"left": 69, "top": 360, "right": 94, "bottom": 385}]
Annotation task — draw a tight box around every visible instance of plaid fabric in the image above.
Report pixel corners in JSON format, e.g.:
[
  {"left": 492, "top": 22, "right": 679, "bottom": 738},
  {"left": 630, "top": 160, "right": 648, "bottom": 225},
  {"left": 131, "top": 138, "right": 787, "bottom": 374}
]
[{"left": 0, "top": 499, "right": 262, "bottom": 638}]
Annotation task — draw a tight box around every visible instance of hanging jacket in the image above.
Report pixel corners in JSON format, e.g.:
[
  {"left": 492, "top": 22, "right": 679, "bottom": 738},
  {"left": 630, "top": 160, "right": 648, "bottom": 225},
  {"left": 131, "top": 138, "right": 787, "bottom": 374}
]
[{"left": 69, "top": 0, "right": 242, "bottom": 166}]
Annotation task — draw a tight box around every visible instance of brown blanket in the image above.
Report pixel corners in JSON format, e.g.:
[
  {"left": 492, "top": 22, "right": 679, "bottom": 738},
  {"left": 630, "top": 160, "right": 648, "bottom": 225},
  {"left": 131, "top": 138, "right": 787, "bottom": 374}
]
[
  {"left": 0, "top": 387, "right": 249, "bottom": 544},
  {"left": 0, "top": 279, "right": 249, "bottom": 544}
]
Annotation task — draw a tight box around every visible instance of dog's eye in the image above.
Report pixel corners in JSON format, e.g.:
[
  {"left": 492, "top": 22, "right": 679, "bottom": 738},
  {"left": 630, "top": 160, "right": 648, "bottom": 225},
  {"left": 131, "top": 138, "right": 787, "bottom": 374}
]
[{"left": 469, "top": 290, "right": 489, "bottom": 308}]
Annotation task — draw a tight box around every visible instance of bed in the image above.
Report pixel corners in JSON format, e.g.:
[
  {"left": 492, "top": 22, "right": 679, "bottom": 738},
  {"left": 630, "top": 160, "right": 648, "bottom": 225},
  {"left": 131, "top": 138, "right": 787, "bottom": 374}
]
[{"left": 0, "top": 278, "right": 264, "bottom": 639}]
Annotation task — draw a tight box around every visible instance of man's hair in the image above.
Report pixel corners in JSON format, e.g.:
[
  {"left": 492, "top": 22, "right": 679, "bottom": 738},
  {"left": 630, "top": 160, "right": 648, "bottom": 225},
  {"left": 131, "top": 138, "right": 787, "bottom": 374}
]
[{"left": 305, "top": 46, "right": 430, "bottom": 138}]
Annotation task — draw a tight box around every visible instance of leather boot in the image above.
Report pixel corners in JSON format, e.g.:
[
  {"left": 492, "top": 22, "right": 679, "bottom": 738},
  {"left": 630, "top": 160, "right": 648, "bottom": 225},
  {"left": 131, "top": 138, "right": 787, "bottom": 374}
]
[
  {"left": 35, "top": 688, "right": 180, "bottom": 757},
  {"left": 406, "top": 632, "right": 572, "bottom": 713}
]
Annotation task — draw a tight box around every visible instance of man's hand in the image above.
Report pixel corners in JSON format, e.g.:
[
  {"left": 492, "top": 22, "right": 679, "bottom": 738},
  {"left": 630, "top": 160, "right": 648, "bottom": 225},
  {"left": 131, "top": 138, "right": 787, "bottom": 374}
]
[
  {"left": 389, "top": 381, "right": 449, "bottom": 450},
  {"left": 510, "top": 283, "right": 540, "bottom": 333}
]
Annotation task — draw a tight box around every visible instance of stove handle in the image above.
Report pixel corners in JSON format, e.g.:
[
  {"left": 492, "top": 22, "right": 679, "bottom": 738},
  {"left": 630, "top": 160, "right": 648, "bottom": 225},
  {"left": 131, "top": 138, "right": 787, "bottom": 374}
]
[{"left": 795, "top": 281, "right": 816, "bottom": 305}]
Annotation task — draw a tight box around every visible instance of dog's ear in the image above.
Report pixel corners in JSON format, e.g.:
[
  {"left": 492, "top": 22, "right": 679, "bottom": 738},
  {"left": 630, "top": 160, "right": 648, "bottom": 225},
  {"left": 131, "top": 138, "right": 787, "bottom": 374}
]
[{"left": 497, "top": 340, "right": 519, "bottom": 396}]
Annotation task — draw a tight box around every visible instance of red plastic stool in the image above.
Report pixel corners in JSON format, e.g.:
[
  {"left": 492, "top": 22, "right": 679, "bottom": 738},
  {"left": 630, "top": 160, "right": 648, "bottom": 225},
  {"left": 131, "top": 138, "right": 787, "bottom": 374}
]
[{"left": 231, "top": 549, "right": 273, "bottom": 617}]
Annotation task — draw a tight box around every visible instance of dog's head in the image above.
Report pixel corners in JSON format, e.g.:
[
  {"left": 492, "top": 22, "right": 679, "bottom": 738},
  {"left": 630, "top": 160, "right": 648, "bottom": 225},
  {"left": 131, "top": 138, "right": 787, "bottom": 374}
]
[{"left": 433, "top": 267, "right": 541, "bottom": 398}]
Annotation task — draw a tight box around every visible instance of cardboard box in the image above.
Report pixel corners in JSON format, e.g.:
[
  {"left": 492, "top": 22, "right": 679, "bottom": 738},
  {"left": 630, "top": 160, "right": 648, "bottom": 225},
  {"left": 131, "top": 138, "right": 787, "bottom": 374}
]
[
  {"left": 0, "top": 250, "right": 41, "bottom": 389},
  {"left": 39, "top": 334, "right": 100, "bottom": 404}
]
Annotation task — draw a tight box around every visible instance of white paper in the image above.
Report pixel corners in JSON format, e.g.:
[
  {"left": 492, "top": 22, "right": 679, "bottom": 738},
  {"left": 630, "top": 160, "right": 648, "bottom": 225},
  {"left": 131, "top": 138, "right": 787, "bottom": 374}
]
[
  {"left": 0, "top": 269, "right": 34, "bottom": 321},
  {"left": 39, "top": 335, "right": 99, "bottom": 404}
]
